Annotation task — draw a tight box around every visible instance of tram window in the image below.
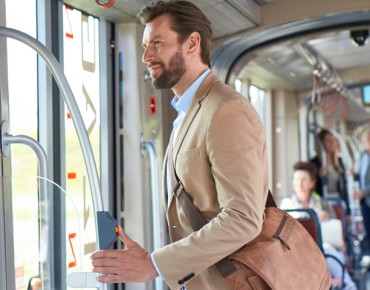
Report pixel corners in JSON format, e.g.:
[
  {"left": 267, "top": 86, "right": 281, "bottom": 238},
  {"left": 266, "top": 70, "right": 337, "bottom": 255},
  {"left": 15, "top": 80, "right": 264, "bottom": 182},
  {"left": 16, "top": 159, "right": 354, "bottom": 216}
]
[
  {"left": 362, "top": 84, "right": 370, "bottom": 106},
  {"left": 234, "top": 79, "right": 267, "bottom": 127},
  {"left": 249, "top": 85, "right": 267, "bottom": 128},
  {"left": 5, "top": 0, "right": 37, "bottom": 160},
  {"left": 63, "top": 5, "right": 101, "bottom": 279}
]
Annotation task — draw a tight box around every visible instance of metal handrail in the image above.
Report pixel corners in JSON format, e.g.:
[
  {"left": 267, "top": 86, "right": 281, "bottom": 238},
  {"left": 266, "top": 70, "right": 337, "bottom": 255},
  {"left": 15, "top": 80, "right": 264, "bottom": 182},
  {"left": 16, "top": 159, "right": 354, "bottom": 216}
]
[
  {"left": 0, "top": 26, "right": 103, "bottom": 216},
  {"left": 0, "top": 26, "right": 106, "bottom": 289},
  {"left": 1, "top": 126, "right": 51, "bottom": 290},
  {"left": 141, "top": 140, "right": 166, "bottom": 290}
]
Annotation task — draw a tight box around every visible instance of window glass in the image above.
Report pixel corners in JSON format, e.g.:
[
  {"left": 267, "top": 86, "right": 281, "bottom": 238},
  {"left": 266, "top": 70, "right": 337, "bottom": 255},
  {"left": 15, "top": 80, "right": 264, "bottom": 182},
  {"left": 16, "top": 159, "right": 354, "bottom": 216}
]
[
  {"left": 249, "top": 85, "right": 267, "bottom": 127},
  {"left": 63, "top": 5, "right": 101, "bottom": 280}
]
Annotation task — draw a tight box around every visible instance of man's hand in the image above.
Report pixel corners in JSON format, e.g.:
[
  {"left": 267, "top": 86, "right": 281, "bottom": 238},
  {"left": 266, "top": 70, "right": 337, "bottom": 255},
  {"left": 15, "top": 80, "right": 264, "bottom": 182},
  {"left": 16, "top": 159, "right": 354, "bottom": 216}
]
[{"left": 91, "top": 226, "right": 158, "bottom": 283}]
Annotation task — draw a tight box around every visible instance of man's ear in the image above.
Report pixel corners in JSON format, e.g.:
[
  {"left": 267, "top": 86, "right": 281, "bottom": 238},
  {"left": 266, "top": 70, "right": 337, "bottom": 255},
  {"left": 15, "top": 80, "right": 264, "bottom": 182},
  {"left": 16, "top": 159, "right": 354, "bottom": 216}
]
[{"left": 186, "top": 31, "right": 201, "bottom": 54}]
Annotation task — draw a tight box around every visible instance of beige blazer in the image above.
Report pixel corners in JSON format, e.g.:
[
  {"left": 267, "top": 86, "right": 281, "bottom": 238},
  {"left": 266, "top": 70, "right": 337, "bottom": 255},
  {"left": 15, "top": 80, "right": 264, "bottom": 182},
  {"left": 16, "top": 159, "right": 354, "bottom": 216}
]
[{"left": 153, "top": 72, "right": 269, "bottom": 290}]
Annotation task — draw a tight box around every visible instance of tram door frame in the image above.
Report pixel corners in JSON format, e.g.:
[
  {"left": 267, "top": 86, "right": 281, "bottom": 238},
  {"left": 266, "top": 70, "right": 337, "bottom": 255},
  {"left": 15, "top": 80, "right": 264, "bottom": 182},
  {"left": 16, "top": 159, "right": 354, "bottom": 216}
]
[{"left": 0, "top": 0, "right": 16, "bottom": 289}]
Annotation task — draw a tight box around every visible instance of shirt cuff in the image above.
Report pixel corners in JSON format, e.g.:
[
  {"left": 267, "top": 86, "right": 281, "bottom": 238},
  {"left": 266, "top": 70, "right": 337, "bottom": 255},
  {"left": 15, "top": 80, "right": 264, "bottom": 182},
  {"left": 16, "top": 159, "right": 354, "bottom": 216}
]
[{"left": 151, "top": 253, "right": 163, "bottom": 277}]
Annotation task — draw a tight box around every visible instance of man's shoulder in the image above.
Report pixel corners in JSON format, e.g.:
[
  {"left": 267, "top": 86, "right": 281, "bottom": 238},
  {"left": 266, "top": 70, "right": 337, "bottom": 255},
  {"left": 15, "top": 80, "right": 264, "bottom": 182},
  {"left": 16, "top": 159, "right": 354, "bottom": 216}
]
[{"left": 202, "top": 73, "right": 248, "bottom": 104}]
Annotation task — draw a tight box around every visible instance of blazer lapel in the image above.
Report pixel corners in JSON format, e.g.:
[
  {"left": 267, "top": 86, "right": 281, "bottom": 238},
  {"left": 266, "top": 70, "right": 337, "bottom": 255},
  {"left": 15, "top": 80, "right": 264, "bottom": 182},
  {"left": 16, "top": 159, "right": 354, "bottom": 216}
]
[
  {"left": 162, "top": 146, "right": 170, "bottom": 210},
  {"left": 167, "top": 72, "right": 220, "bottom": 209},
  {"left": 172, "top": 72, "right": 220, "bottom": 164},
  {"left": 172, "top": 103, "right": 201, "bottom": 161}
]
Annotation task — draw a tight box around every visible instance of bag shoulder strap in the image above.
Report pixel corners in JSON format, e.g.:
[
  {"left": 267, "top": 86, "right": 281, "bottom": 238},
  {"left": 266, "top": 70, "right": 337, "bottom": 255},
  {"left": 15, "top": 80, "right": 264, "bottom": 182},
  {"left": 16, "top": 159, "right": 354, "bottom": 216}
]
[{"left": 167, "top": 130, "right": 276, "bottom": 277}]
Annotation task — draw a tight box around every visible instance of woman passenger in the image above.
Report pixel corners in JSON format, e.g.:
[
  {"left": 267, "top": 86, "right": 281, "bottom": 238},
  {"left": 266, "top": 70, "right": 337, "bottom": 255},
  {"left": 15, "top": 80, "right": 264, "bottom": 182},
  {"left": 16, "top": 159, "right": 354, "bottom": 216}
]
[
  {"left": 280, "top": 161, "right": 331, "bottom": 221},
  {"left": 310, "top": 129, "right": 350, "bottom": 214}
]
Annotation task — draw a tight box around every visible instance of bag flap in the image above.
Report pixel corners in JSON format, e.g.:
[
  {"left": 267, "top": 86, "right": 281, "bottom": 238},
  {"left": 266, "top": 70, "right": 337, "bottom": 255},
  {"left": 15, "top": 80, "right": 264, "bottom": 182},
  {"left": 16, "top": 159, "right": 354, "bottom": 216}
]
[{"left": 231, "top": 208, "right": 331, "bottom": 290}]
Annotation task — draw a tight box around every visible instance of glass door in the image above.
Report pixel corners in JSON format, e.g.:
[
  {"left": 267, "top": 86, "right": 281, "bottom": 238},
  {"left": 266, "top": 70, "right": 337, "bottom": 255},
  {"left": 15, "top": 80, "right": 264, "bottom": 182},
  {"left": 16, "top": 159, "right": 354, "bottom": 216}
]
[{"left": 1, "top": 1, "right": 103, "bottom": 288}]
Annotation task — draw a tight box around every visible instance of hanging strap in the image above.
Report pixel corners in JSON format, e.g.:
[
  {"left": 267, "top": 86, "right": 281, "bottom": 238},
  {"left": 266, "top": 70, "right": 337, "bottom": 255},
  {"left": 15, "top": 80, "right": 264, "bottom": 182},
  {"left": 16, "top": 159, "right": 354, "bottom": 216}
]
[{"left": 167, "top": 130, "right": 276, "bottom": 277}]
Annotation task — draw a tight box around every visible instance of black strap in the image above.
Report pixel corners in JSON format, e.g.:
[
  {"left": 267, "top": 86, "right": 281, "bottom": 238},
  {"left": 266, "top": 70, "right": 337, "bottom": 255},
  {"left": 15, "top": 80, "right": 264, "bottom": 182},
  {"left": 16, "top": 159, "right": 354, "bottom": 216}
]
[{"left": 167, "top": 130, "right": 276, "bottom": 277}]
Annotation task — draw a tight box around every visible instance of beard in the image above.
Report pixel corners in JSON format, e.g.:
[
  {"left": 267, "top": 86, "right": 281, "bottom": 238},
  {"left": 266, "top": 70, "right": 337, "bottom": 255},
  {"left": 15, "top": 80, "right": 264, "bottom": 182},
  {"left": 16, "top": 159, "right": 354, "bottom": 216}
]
[{"left": 152, "top": 51, "right": 186, "bottom": 89}]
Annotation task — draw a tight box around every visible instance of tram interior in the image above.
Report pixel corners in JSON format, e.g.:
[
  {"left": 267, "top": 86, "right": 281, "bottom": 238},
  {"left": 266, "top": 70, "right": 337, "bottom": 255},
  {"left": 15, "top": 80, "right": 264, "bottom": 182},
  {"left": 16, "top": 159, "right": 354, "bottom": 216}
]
[
  {"left": 231, "top": 17, "right": 370, "bottom": 290},
  {"left": 2, "top": 0, "right": 370, "bottom": 289}
]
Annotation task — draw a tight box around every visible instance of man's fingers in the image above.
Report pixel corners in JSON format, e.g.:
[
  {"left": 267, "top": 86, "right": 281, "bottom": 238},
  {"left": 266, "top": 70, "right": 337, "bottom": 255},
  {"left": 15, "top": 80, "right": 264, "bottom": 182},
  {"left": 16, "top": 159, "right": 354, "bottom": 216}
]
[
  {"left": 90, "top": 249, "right": 121, "bottom": 259},
  {"left": 96, "top": 274, "right": 124, "bottom": 283},
  {"left": 92, "top": 266, "right": 119, "bottom": 275},
  {"left": 117, "top": 226, "right": 137, "bottom": 247}
]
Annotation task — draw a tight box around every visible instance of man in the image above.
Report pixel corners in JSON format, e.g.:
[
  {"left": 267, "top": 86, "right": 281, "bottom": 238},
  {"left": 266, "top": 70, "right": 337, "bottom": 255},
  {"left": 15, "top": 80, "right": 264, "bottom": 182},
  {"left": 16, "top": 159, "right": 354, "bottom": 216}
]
[
  {"left": 91, "top": 1, "right": 269, "bottom": 289},
  {"left": 353, "top": 129, "right": 370, "bottom": 252}
]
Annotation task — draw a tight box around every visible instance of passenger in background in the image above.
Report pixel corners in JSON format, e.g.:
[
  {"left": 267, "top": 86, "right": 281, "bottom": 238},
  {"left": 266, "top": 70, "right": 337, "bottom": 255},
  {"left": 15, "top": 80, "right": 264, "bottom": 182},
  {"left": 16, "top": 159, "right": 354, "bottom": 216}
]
[
  {"left": 311, "top": 129, "right": 350, "bottom": 214},
  {"left": 352, "top": 129, "right": 370, "bottom": 253},
  {"left": 280, "top": 161, "right": 331, "bottom": 221},
  {"left": 280, "top": 161, "right": 357, "bottom": 290}
]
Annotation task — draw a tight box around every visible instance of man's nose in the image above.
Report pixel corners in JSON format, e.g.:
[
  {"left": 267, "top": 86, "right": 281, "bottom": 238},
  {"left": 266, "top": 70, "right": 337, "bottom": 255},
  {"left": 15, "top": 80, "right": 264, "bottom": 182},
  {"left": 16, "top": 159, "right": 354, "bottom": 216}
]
[{"left": 142, "top": 46, "right": 154, "bottom": 63}]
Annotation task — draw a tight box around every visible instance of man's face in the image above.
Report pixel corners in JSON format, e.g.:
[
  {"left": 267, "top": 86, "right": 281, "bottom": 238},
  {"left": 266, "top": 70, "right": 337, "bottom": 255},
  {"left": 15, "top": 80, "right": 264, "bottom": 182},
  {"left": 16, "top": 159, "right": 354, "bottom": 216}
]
[{"left": 142, "top": 15, "right": 186, "bottom": 89}]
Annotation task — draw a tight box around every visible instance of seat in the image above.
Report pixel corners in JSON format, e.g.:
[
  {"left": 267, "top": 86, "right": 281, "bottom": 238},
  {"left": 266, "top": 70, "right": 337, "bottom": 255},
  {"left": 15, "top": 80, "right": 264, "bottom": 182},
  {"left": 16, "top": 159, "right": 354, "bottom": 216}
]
[
  {"left": 322, "top": 197, "right": 352, "bottom": 266},
  {"left": 321, "top": 219, "right": 345, "bottom": 251},
  {"left": 323, "top": 198, "right": 370, "bottom": 289},
  {"left": 285, "top": 208, "right": 325, "bottom": 253},
  {"left": 285, "top": 208, "right": 346, "bottom": 289},
  {"left": 322, "top": 197, "right": 348, "bottom": 238}
]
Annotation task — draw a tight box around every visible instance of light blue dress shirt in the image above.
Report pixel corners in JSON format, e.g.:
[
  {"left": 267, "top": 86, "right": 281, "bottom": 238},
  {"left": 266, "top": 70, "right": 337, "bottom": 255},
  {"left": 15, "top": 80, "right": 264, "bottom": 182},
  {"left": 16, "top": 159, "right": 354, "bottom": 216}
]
[{"left": 151, "top": 68, "right": 210, "bottom": 286}]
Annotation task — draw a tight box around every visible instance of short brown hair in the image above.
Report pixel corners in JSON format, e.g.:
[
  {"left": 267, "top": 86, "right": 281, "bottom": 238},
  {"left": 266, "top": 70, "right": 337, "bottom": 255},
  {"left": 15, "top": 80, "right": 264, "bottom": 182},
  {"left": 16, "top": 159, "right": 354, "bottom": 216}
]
[
  {"left": 137, "top": 0, "right": 213, "bottom": 66},
  {"left": 293, "top": 161, "right": 317, "bottom": 180}
]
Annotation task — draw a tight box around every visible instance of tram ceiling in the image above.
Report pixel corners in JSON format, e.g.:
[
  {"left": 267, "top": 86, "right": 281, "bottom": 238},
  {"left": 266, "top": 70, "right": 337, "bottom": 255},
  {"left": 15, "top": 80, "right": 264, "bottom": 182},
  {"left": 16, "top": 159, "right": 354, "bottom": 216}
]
[
  {"left": 236, "top": 28, "right": 370, "bottom": 93},
  {"left": 234, "top": 27, "right": 370, "bottom": 123},
  {"left": 63, "top": 0, "right": 279, "bottom": 39}
]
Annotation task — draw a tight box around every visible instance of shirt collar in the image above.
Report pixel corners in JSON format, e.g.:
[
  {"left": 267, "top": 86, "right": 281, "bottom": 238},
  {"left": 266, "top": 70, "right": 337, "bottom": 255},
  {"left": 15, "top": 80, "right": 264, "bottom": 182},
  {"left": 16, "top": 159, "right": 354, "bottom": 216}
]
[{"left": 171, "top": 69, "right": 210, "bottom": 114}]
